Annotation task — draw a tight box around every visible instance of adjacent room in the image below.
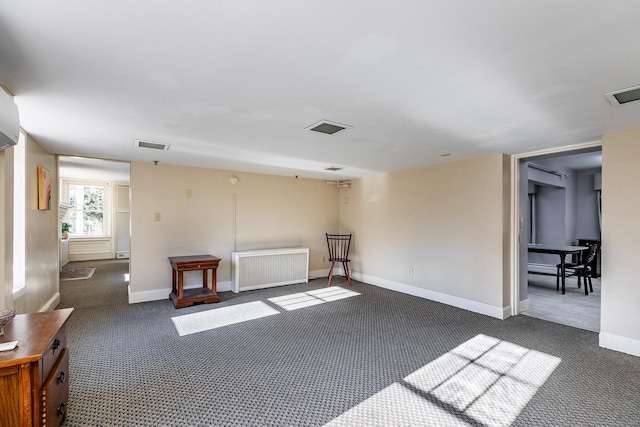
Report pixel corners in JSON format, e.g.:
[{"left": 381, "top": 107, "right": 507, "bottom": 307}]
[
  {"left": 522, "top": 149, "right": 603, "bottom": 332},
  {"left": 1, "top": 2, "right": 640, "bottom": 426}
]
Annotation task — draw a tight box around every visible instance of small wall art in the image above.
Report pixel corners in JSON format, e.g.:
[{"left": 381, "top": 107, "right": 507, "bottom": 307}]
[{"left": 37, "top": 165, "right": 51, "bottom": 210}]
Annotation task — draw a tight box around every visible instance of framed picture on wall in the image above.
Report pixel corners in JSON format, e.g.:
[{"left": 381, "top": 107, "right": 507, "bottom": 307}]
[{"left": 37, "top": 165, "right": 51, "bottom": 210}]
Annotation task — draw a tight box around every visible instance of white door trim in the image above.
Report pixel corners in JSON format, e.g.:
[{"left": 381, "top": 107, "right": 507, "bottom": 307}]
[{"left": 509, "top": 140, "right": 602, "bottom": 316}]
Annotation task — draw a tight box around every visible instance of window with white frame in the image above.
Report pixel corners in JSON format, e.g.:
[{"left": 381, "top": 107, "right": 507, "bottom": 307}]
[
  {"left": 65, "top": 181, "right": 110, "bottom": 237},
  {"left": 13, "top": 131, "right": 26, "bottom": 294}
]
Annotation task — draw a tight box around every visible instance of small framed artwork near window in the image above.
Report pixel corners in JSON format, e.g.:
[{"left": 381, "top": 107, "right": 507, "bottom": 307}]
[{"left": 37, "top": 165, "right": 51, "bottom": 210}]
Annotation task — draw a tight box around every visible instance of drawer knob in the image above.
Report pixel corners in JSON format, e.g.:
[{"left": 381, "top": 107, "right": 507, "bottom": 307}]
[
  {"left": 53, "top": 338, "right": 61, "bottom": 351},
  {"left": 57, "top": 402, "right": 66, "bottom": 417},
  {"left": 57, "top": 371, "right": 66, "bottom": 384}
]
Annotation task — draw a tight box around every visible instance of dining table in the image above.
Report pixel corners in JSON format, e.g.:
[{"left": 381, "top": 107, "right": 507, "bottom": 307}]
[{"left": 527, "top": 243, "right": 589, "bottom": 294}]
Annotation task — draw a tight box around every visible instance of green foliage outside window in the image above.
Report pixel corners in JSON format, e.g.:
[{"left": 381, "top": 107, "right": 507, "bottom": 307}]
[{"left": 69, "top": 184, "right": 105, "bottom": 236}]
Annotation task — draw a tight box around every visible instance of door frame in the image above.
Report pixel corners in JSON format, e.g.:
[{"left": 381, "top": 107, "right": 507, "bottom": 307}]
[{"left": 509, "top": 140, "right": 602, "bottom": 316}]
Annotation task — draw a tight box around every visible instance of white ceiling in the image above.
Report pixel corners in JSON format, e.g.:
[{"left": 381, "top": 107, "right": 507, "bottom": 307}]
[
  {"left": 1, "top": 1, "right": 638, "bottom": 180},
  {"left": 59, "top": 156, "right": 130, "bottom": 182}
]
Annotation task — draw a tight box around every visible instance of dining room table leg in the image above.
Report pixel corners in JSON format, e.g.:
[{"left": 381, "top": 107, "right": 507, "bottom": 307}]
[{"left": 560, "top": 253, "right": 567, "bottom": 294}]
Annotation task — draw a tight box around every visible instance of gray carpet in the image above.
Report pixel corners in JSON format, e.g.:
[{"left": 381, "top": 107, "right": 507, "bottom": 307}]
[{"left": 57, "top": 260, "right": 640, "bottom": 426}]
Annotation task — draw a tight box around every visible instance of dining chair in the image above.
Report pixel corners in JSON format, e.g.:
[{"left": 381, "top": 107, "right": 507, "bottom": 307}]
[
  {"left": 556, "top": 258, "right": 578, "bottom": 291},
  {"left": 326, "top": 233, "right": 352, "bottom": 286},
  {"left": 572, "top": 243, "right": 598, "bottom": 295},
  {"left": 555, "top": 243, "right": 593, "bottom": 291}
]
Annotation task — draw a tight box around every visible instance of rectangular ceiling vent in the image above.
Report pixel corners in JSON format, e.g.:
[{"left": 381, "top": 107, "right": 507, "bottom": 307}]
[
  {"left": 324, "top": 166, "right": 343, "bottom": 171},
  {"left": 305, "top": 120, "right": 352, "bottom": 135},
  {"left": 604, "top": 84, "right": 640, "bottom": 106},
  {"left": 134, "top": 139, "right": 170, "bottom": 150}
]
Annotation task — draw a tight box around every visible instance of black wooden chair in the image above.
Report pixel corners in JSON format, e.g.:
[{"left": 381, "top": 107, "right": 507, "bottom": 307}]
[
  {"left": 326, "top": 233, "right": 352, "bottom": 286},
  {"left": 572, "top": 243, "right": 598, "bottom": 295}
]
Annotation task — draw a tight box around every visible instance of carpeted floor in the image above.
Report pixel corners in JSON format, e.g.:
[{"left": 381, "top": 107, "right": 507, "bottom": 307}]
[{"left": 57, "top": 260, "right": 640, "bottom": 426}]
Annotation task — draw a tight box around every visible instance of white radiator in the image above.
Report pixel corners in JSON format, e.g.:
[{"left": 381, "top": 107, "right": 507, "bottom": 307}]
[{"left": 232, "top": 247, "right": 309, "bottom": 293}]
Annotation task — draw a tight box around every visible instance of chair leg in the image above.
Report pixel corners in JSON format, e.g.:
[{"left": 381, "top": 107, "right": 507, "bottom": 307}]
[
  {"left": 343, "top": 262, "right": 351, "bottom": 285},
  {"left": 581, "top": 269, "right": 590, "bottom": 295},
  {"left": 576, "top": 269, "right": 582, "bottom": 288},
  {"left": 584, "top": 274, "right": 589, "bottom": 295},
  {"left": 588, "top": 276, "right": 593, "bottom": 293},
  {"left": 328, "top": 261, "right": 335, "bottom": 286},
  {"left": 556, "top": 267, "right": 560, "bottom": 291}
]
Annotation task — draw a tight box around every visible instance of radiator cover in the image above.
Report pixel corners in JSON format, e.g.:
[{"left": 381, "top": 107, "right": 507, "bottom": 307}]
[{"left": 232, "top": 247, "right": 309, "bottom": 293}]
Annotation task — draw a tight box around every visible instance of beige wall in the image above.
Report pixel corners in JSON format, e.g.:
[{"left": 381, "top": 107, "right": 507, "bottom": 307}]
[
  {"left": 129, "top": 162, "right": 339, "bottom": 302},
  {"left": 12, "top": 134, "right": 59, "bottom": 313},
  {"left": 340, "top": 154, "right": 510, "bottom": 318},
  {"left": 600, "top": 129, "right": 640, "bottom": 356}
]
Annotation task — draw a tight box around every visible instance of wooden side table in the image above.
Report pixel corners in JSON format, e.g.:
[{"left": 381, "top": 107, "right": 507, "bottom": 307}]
[
  {"left": 0, "top": 308, "right": 74, "bottom": 427},
  {"left": 168, "top": 255, "right": 221, "bottom": 308}
]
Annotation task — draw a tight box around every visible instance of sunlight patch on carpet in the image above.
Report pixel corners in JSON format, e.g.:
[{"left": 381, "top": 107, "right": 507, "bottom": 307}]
[
  {"left": 268, "top": 286, "right": 360, "bottom": 311},
  {"left": 172, "top": 301, "right": 280, "bottom": 336},
  {"left": 60, "top": 267, "right": 96, "bottom": 281},
  {"left": 324, "top": 334, "right": 561, "bottom": 427}
]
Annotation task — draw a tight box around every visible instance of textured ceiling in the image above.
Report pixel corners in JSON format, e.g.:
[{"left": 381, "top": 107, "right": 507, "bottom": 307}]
[{"left": 1, "top": 1, "right": 637, "bottom": 179}]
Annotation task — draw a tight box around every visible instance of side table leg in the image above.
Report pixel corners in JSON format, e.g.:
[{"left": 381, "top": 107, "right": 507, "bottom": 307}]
[
  {"left": 178, "top": 271, "right": 184, "bottom": 299},
  {"left": 212, "top": 267, "right": 218, "bottom": 295},
  {"left": 203, "top": 269, "right": 208, "bottom": 289},
  {"left": 172, "top": 268, "right": 177, "bottom": 293}
]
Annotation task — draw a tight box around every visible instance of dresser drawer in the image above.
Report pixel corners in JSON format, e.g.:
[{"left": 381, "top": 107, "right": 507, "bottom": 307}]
[
  {"left": 43, "top": 348, "right": 69, "bottom": 427},
  {"left": 176, "top": 261, "right": 219, "bottom": 271},
  {"left": 42, "top": 326, "right": 67, "bottom": 381}
]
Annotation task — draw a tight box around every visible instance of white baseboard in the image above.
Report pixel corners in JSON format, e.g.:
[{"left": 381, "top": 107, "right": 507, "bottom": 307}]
[
  {"left": 519, "top": 298, "right": 530, "bottom": 313},
  {"left": 40, "top": 292, "right": 61, "bottom": 312},
  {"left": 129, "top": 269, "right": 508, "bottom": 322},
  {"left": 309, "top": 269, "right": 330, "bottom": 280},
  {"left": 69, "top": 253, "right": 114, "bottom": 262},
  {"left": 599, "top": 332, "right": 640, "bottom": 357},
  {"left": 128, "top": 281, "right": 233, "bottom": 304},
  {"left": 502, "top": 305, "right": 512, "bottom": 319},
  {"left": 352, "top": 272, "right": 508, "bottom": 320},
  {"left": 217, "top": 281, "right": 232, "bottom": 292}
]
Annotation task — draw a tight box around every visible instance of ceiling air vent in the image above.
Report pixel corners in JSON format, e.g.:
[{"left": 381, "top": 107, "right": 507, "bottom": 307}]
[
  {"left": 604, "top": 84, "right": 640, "bottom": 106},
  {"left": 134, "top": 139, "right": 170, "bottom": 150},
  {"left": 305, "top": 120, "right": 352, "bottom": 135},
  {"left": 324, "top": 166, "right": 343, "bottom": 171}
]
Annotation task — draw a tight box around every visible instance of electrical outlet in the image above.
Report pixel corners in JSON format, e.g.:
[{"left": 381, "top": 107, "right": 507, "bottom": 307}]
[
  {"left": 154, "top": 212, "right": 161, "bottom": 221},
  {"left": 408, "top": 267, "right": 413, "bottom": 276}
]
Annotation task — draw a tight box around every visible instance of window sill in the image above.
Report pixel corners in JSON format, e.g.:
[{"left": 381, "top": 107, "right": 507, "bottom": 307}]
[{"left": 13, "top": 286, "right": 26, "bottom": 299}]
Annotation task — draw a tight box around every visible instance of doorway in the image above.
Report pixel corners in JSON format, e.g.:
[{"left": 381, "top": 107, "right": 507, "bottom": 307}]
[
  {"left": 512, "top": 145, "right": 602, "bottom": 331},
  {"left": 58, "top": 156, "right": 130, "bottom": 273}
]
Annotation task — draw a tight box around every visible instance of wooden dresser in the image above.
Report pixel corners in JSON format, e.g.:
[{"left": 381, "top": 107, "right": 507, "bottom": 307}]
[{"left": 0, "top": 308, "right": 73, "bottom": 427}]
